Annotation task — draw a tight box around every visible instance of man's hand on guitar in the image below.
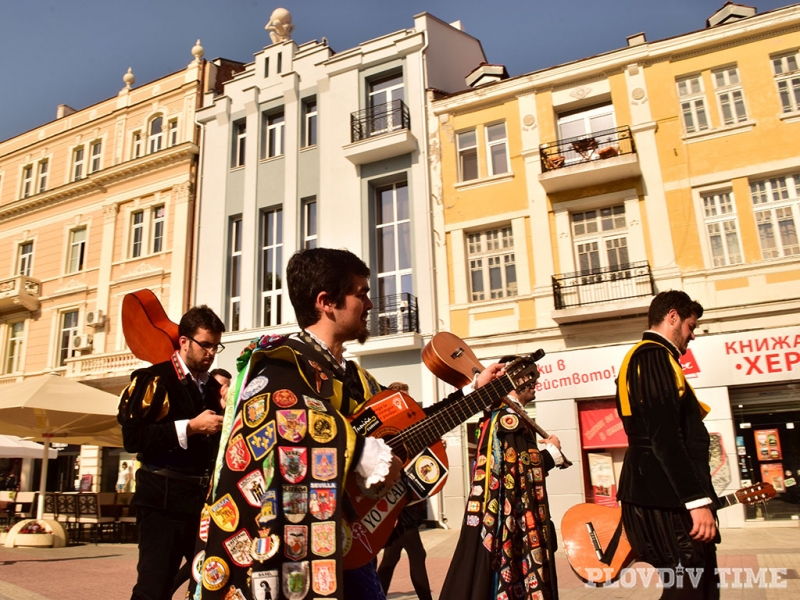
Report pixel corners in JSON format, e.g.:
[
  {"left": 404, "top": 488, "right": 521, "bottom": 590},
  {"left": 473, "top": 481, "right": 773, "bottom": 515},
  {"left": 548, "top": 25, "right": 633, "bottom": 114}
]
[
  {"left": 688, "top": 506, "right": 717, "bottom": 542},
  {"left": 539, "top": 435, "right": 561, "bottom": 451},
  {"left": 473, "top": 363, "right": 505, "bottom": 389}
]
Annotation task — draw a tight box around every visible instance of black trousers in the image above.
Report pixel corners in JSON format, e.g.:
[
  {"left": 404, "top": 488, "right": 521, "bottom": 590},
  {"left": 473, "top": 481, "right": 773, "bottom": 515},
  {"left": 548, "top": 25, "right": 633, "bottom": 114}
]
[
  {"left": 377, "top": 528, "right": 433, "bottom": 600},
  {"left": 622, "top": 502, "right": 720, "bottom": 600},
  {"left": 131, "top": 506, "right": 199, "bottom": 600}
]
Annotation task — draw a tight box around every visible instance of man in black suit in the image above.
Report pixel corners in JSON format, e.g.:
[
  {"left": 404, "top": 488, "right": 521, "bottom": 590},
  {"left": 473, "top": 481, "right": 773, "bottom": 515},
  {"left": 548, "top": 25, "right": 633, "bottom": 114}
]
[
  {"left": 118, "top": 305, "right": 225, "bottom": 600},
  {"left": 615, "top": 290, "right": 718, "bottom": 599}
]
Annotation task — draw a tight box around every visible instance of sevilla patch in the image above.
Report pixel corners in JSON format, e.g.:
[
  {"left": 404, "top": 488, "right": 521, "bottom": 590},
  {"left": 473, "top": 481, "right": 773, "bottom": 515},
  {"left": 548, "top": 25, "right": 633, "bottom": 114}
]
[
  {"left": 285, "top": 524, "right": 308, "bottom": 560},
  {"left": 282, "top": 561, "right": 310, "bottom": 600},
  {"left": 209, "top": 494, "right": 239, "bottom": 532},
  {"left": 246, "top": 421, "right": 277, "bottom": 462},
  {"left": 312, "top": 559, "right": 337, "bottom": 595},
  {"left": 237, "top": 470, "right": 267, "bottom": 508},
  {"left": 279, "top": 447, "right": 308, "bottom": 483},
  {"left": 309, "top": 482, "right": 337, "bottom": 520},
  {"left": 255, "top": 490, "right": 278, "bottom": 527},
  {"left": 311, "top": 448, "right": 337, "bottom": 481},
  {"left": 282, "top": 485, "right": 308, "bottom": 523},
  {"left": 311, "top": 521, "right": 336, "bottom": 557},
  {"left": 309, "top": 411, "right": 337, "bottom": 444},
  {"left": 223, "top": 529, "right": 254, "bottom": 567},
  {"left": 277, "top": 410, "right": 307, "bottom": 443},
  {"left": 202, "top": 555, "right": 229, "bottom": 591},
  {"left": 226, "top": 434, "right": 251, "bottom": 472},
  {"left": 273, "top": 389, "right": 298, "bottom": 409},
  {"left": 243, "top": 394, "right": 269, "bottom": 428}
]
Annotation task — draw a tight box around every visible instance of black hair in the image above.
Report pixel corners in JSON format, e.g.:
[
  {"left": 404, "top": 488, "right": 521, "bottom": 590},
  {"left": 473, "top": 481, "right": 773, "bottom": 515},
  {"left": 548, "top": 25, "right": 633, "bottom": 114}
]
[
  {"left": 286, "top": 248, "right": 371, "bottom": 329},
  {"left": 209, "top": 368, "right": 232, "bottom": 380},
  {"left": 178, "top": 305, "right": 226, "bottom": 338},
  {"left": 648, "top": 290, "right": 704, "bottom": 328}
]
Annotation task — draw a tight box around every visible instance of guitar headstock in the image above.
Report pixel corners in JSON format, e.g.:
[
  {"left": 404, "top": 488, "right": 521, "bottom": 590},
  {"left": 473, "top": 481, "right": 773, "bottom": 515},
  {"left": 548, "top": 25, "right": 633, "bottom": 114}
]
[
  {"left": 736, "top": 482, "right": 776, "bottom": 505},
  {"left": 504, "top": 349, "right": 545, "bottom": 393}
]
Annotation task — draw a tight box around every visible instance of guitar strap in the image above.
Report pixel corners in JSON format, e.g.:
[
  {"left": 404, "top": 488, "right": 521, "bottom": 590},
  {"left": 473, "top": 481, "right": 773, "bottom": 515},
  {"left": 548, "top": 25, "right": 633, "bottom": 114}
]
[{"left": 599, "top": 518, "right": 625, "bottom": 566}]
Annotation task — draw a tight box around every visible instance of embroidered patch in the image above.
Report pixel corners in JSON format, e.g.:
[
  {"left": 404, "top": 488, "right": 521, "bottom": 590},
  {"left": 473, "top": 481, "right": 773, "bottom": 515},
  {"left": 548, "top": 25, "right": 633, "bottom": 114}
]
[
  {"left": 230, "top": 412, "right": 243, "bottom": 436},
  {"left": 223, "top": 529, "right": 253, "bottom": 567},
  {"left": 250, "top": 532, "right": 280, "bottom": 562},
  {"left": 247, "top": 421, "right": 277, "bottom": 462},
  {"left": 222, "top": 586, "right": 246, "bottom": 600},
  {"left": 263, "top": 451, "right": 276, "bottom": 488},
  {"left": 532, "top": 467, "right": 543, "bottom": 483},
  {"left": 279, "top": 447, "right": 308, "bottom": 484},
  {"left": 483, "top": 513, "right": 495, "bottom": 529},
  {"left": 202, "top": 556, "right": 229, "bottom": 591},
  {"left": 273, "top": 389, "right": 299, "bottom": 409},
  {"left": 467, "top": 500, "right": 481, "bottom": 513},
  {"left": 490, "top": 476, "right": 500, "bottom": 491},
  {"left": 532, "top": 589, "right": 544, "bottom": 600},
  {"left": 307, "top": 359, "right": 329, "bottom": 395},
  {"left": 482, "top": 532, "right": 494, "bottom": 552},
  {"left": 504, "top": 473, "right": 515, "bottom": 489},
  {"left": 282, "top": 561, "right": 310, "bottom": 600},
  {"left": 309, "top": 411, "right": 337, "bottom": 444},
  {"left": 199, "top": 506, "right": 210, "bottom": 542},
  {"left": 226, "top": 434, "right": 251, "bottom": 472},
  {"left": 538, "top": 505, "right": 547, "bottom": 521},
  {"left": 505, "top": 515, "right": 516, "bottom": 533},
  {"left": 255, "top": 490, "right": 278, "bottom": 527},
  {"left": 528, "top": 529, "right": 540, "bottom": 548},
  {"left": 488, "top": 499, "right": 499, "bottom": 514},
  {"left": 476, "top": 454, "right": 487, "bottom": 467},
  {"left": 241, "top": 376, "right": 268, "bottom": 401},
  {"left": 311, "top": 448, "right": 337, "bottom": 481},
  {"left": 415, "top": 455, "right": 440, "bottom": 484},
  {"left": 312, "top": 559, "right": 337, "bottom": 595},
  {"left": 209, "top": 494, "right": 239, "bottom": 532},
  {"left": 525, "top": 511, "right": 535, "bottom": 529},
  {"left": 311, "top": 521, "right": 336, "bottom": 557},
  {"left": 530, "top": 450, "right": 541, "bottom": 466},
  {"left": 251, "top": 569, "right": 279, "bottom": 599},
  {"left": 535, "top": 485, "right": 545, "bottom": 501},
  {"left": 532, "top": 547, "right": 543, "bottom": 565},
  {"left": 192, "top": 551, "right": 204, "bottom": 583},
  {"left": 243, "top": 394, "right": 268, "bottom": 428},
  {"left": 500, "top": 414, "right": 519, "bottom": 430},
  {"left": 309, "top": 482, "right": 337, "bottom": 520},
  {"left": 519, "top": 451, "right": 531, "bottom": 466},
  {"left": 466, "top": 515, "right": 480, "bottom": 527},
  {"left": 285, "top": 525, "right": 308, "bottom": 560},
  {"left": 237, "top": 470, "right": 267, "bottom": 508},
  {"left": 505, "top": 447, "right": 517, "bottom": 463},
  {"left": 471, "top": 485, "right": 483, "bottom": 497},
  {"left": 277, "top": 410, "right": 307, "bottom": 443},
  {"left": 473, "top": 469, "right": 486, "bottom": 481},
  {"left": 501, "top": 565, "right": 512, "bottom": 582},
  {"left": 282, "top": 485, "right": 308, "bottom": 523},
  {"left": 304, "top": 396, "right": 327, "bottom": 412}
]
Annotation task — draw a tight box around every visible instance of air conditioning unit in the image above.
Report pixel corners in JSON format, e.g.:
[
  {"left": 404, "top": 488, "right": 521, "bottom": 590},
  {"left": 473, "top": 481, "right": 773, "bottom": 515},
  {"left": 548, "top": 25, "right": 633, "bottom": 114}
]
[
  {"left": 86, "top": 309, "right": 106, "bottom": 328},
  {"left": 71, "top": 334, "right": 93, "bottom": 351}
]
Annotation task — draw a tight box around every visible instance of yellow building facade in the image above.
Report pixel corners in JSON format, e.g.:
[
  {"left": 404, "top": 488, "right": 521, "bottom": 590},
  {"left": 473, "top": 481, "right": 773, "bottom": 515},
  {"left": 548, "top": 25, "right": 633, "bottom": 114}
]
[{"left": 428, "top": 4, "right": 800, "bottom": 528}]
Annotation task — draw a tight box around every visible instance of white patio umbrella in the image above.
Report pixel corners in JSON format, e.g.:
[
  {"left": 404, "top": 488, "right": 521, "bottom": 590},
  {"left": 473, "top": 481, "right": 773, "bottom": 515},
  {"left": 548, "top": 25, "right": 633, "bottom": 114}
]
[
  {"left": 0, "top": 435, "right": 58, "bottom": 459},
  {"left": 0, "top": 373, "right": 123, "bottom": 519}
]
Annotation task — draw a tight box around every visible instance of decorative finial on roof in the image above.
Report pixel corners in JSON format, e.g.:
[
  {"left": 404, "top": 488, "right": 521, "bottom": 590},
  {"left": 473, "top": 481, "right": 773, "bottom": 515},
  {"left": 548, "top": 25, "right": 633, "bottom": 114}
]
[
  {"left": 123, "top": 67, "right": 135, "bottom": 89},
  {"left": 265, "top": 8, "right": 294, "bottom": 44},
  {"left": 192, "top": 39, "right": 205, "bottom": 63}
]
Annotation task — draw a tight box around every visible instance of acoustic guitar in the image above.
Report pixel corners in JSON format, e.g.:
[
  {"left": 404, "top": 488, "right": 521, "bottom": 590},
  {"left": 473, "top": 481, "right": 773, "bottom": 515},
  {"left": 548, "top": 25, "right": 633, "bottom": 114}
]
[
  {"left": 121, "top": 289, "right": 180, "bottom": 364},
  {"left": 342, "top": 352, "right": 542, "bottom": 569},
  {"left": 561, "top": 482, "right": 776, "bottom": 586},
  {"left": 423, "top": 331, "right": 572, "bottom": 468}
]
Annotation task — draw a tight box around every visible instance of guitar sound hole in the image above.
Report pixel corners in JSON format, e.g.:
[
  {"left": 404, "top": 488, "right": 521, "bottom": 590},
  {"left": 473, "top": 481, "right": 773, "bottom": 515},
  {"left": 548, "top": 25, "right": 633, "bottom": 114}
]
[{"left": 381, "top": 433, "right": 408, "bottom": 463}]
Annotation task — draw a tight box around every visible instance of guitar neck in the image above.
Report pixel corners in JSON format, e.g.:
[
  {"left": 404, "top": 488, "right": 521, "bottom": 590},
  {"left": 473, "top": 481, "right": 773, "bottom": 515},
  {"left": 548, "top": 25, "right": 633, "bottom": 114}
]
[
  {"left": 400, "top": 373, "right": 517, "bottom": 457},
  {"left": 717, "top": 492, "right": 740, "bottom": 509}
]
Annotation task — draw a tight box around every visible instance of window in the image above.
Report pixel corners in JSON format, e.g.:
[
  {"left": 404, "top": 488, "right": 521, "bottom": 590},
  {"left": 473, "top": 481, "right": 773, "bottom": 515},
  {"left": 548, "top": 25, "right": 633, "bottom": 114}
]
[
  {"left": 467, "top": 227, "right": 517, "bottom": 302},
  {"left": 132, "top": 132, "right": 143, "bottom": 159},
  {"left": 18, "top": 241, "right": 33, "bottom": 276},
  {"left": 702, "top": 192, "right": 742, "bottom": 266},
  {"left": 750, "top": 175, "right": 800, "bottom": 259},
  {"left": 130, "top": 211, "right": 144, "bottom": 258},
  {"left": 277, "top": 52, "right": 283, "bottom": 74},
  {"left": 58, "top": 310, "right": 79, "bottom": 366},
  {"left": 486, "top": 123, "right": 509, "bottom": 176},
  {"left": 5, "top": 322, "right": 24, "bottom": 374},
  {"left": 228, "top": 217, "right": 242, "bottom": 331},
  {"left": 37, "top": 160, "right": 48, "bottom": 193},
  {"left": 148, "top": 116, "right": 163, "bottom": 153},
  {"left": 261, "top": 208, "right": 283, "bottom": 327},
  {"left": 677, "top": 75, "right": 709, "bottom": 134},
  {"left": 264, "top": 111, "right": 285, "bottom": 158},
  {"left": 713, "top": 67, "right": 747, "bottom": 125},
  {"left": 20, "top": 165, "right": 33, "bottom": 198},
  {"left": 772, "top": 52, "right": 800, "bottom": 114},
  {"left": 264, "top": 56, "right": 270, "bottom": 77},
  {"left": 571, "top": 205, "right": 629, "bottom": 275},
  {"left": 557, "top": 103, "right": 615, "bottom": 163},
  {"left": 368, "top": 72, "right": 404, "bottom": 134},
  {"left": 168, "top": 119, "right": 178, "bottom": 147},
  {"left": 457, "top": 130, "right": 478, "bottom": 181},
  {"left": 302, "top": 98, "right": 317, "bottom": 148},
  {"left": 152, "top": 205, "right": 165, "bottom": 253},
  {"left": 90, "top": 141, "right": 102, "bottom": 173},
  {"left": 302, "top": 197, "right": 317, "bottom": 249},
  {"left": 233, "top": 121, "right": 246, "bottom": 167},
  {"left": 73, "top": 147, "right": 85, "bottom": 181},
  {"left": 67, "top": 227, "right": 87, "bottom": 273},
  {"left": 375, "top": 182, "right": 412, "bottom": 300}
]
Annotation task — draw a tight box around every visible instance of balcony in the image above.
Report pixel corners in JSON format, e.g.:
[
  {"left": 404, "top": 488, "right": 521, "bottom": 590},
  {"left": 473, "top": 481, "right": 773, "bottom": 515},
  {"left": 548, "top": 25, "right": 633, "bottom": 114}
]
[
  {"left": 551, "top": 261, "right": 655, "bottom": 324},
  {"left": 366, "top": 293, "right": 419, "bottom": 337},
  {"left": 64, "top": 351, "right": 148, "bottom": 392},
  {"left": 0, "top": 275, "right": 41, "bottom": 314},
  {"left": 343, "top": 100, "right": 416, "bottom": 165},
  {"left": 538, "top": 125, "right": 640, "bottom": 193}
]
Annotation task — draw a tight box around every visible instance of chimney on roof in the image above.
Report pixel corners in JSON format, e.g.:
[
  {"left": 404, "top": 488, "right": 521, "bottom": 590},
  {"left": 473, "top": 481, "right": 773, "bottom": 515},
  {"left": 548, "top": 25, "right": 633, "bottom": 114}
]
[
  {"left": 465, "top": 63, "right": 509, "bottom": 88},
  {"left": 707, "top": 2, "right": 757, "bottom": 28},
  {"left": 627, "top": 32, "right": 646, "bottom": 47},
  {"left": 57, "top": 105, "right": 76, "bottom": 119}
]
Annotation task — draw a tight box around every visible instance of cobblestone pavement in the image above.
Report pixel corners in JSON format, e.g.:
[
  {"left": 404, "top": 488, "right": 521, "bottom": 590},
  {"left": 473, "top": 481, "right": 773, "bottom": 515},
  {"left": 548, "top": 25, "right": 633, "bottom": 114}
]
[{"left": 0, "top": 525, "right": 797, "bottom": 599}]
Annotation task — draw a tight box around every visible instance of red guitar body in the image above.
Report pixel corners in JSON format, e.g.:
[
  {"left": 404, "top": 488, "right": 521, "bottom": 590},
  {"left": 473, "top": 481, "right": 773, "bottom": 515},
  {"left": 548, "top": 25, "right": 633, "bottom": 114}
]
[
  {"left": 121, "top": 289, "right": 179, "bottom": 364},
  {"left": 342, "top": 389, "right": 448, "bottom": 570}
]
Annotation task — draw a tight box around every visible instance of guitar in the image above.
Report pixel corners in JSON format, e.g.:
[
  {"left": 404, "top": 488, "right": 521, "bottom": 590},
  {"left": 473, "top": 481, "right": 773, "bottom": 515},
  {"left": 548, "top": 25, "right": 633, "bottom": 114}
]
[
  {"left": 561, "top": 482, "right": 776, "bottom": 586},
  {"left": 121, "top": 289, "right": 180, "bottom": 364},
  {"left": 423, "top": 331, "right": 572, "bottom": 468},
  {"left": 342, "top": 352, "right": 543, "bottom": 569}
]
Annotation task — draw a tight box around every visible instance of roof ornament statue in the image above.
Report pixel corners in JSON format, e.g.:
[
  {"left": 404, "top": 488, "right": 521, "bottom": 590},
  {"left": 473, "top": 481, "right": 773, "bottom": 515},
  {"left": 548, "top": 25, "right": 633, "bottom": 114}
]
[
  {"left": 265, "top": 8, "right": 294, "bottom": 44},
  {"left": 123, "top": 67, "right": 135, "bottom": 89},
  {"left": 191, "top": 39, "right": 205, "bottom": 63}
]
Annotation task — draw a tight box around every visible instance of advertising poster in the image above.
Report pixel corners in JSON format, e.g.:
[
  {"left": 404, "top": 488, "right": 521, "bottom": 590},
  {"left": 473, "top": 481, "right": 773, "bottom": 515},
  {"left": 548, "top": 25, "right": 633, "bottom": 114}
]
[
  {"left": 754, "top": 429, "right": 782, "bottom": 461},
  {"left": 760, "top": 462, "right": 786, "bottom": 492},
  {"left": 587, "top": 452, "right": 617, "bottom": 507}
]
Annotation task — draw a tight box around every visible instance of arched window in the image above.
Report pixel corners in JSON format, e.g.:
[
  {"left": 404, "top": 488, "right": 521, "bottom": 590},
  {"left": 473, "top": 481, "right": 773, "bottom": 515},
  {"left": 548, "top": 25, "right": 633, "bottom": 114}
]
[{"left": 148, "top": 116, "right": 163, "bottom": 153}]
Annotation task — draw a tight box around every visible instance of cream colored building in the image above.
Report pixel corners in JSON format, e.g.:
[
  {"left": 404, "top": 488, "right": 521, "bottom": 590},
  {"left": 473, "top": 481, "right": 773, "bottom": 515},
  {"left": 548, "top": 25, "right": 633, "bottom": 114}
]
[{"left": 428, "top": 3, "right": 800, "bottom": 529}]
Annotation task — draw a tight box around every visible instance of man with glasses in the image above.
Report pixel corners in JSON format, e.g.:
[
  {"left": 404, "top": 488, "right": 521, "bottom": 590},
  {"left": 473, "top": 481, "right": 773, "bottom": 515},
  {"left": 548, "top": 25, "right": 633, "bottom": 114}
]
[{"left": 118, "top": 305, "right": 226, "bottom": 600}]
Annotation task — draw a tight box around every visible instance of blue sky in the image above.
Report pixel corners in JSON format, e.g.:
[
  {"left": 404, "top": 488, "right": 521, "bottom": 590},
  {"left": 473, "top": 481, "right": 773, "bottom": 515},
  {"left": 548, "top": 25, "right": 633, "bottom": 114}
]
[{"left": 0, "top": 0, "right": 793, "bottom": 142}]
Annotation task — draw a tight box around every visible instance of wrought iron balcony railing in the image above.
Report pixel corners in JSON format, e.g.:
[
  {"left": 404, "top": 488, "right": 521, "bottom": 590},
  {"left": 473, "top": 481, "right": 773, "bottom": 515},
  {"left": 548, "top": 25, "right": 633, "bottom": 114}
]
[
  {"left": 366, "top": 292, "right": 419, "bottom": 337},
  {"left": 351, "top": 99, "right": 411, "bottom": 143},
  {"left": 540, "top": 125, "right": 636, "bottom": 172},
  {"left": 552, "top": 260, "right": 654, "bottom": 310}
]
